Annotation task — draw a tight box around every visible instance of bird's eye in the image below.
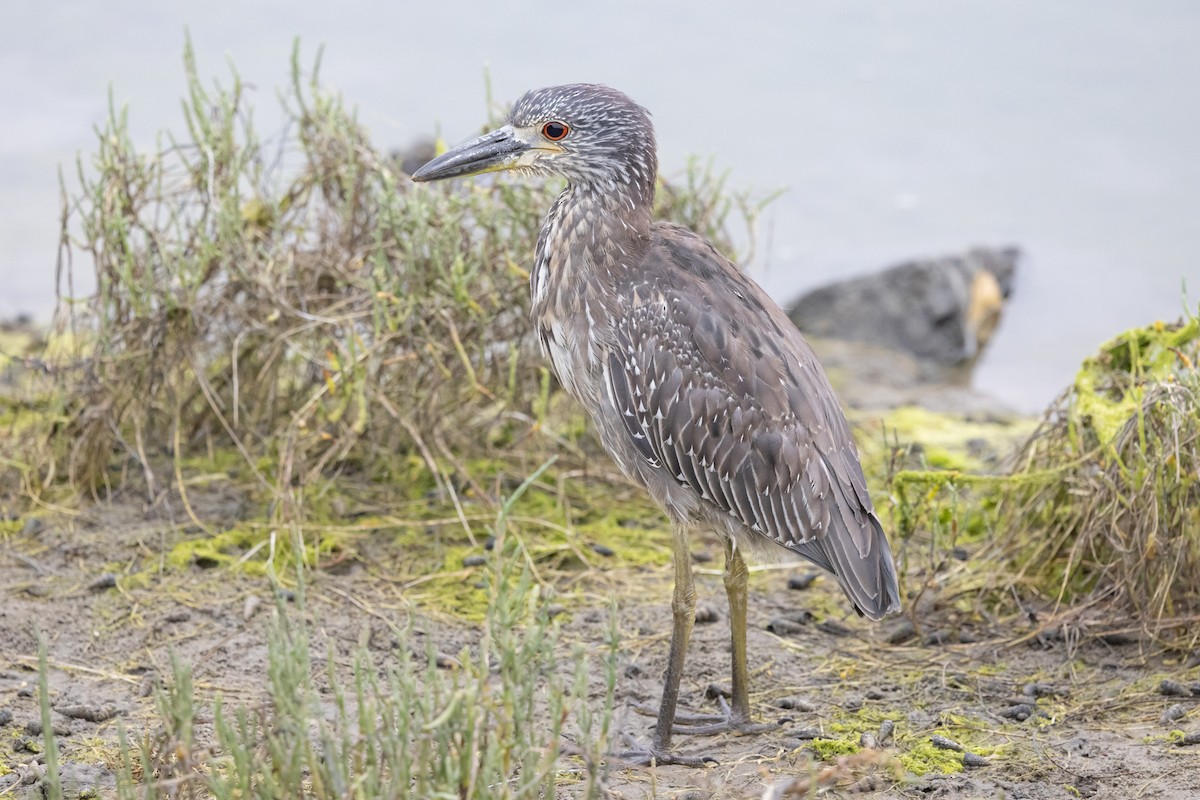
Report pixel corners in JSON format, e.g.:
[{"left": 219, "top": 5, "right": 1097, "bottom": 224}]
[{"left": 541, "top": 121, "right": 570, "bottom": 141}]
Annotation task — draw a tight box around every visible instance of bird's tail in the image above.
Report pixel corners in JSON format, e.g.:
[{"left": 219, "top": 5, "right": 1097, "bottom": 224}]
[{"left": 793, "top": 511, "right": 900, "bottom": 621}]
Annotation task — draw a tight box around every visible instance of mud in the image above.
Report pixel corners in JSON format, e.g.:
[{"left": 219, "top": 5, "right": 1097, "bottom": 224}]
[{"left": 2, "top": 497, "right": 1199, "bottom": 799}]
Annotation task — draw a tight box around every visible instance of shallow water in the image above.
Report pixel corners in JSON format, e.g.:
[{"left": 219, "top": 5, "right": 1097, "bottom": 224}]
[{"left": 2, "top": 1, "right": 1197, "bottom": 411}]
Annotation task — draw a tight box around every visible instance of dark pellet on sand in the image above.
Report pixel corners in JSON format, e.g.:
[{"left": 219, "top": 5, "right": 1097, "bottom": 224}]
[{"left": 787, "top": 572, "right": 818, "bottom": 590}]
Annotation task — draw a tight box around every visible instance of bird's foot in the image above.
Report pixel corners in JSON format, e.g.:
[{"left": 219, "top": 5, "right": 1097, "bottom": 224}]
[
  {"left": 635, "top": 697, "right": 782, "bottom": 736},
  {"left": 612, "top": 732, "right": 717, "bottom": 768}
]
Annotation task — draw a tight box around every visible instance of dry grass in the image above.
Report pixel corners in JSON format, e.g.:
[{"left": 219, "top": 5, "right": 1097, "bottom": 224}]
[
  {"left": 23, "top": 39, "right": 759, "bottom": 521},
  {"left": 985, "top": 314, "right": 1200, "bottom": 646}
]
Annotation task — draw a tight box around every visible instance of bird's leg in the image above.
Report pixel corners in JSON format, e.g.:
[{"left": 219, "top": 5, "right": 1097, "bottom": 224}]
[
  {"left": 725, "top": 538, "right": 753, "bottom": 723},
  {"left": 654, "top": 521, "right": 698, "bottom": 750},
  {"left": 671, "top": 538, "right": 777, "bottom": 736},
  {"left": 616, "top": 522, "right": 713, "bottom": 767}
]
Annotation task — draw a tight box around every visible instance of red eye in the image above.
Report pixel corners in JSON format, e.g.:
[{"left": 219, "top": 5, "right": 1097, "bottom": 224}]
[{"left": 541, "top": 121, "right": 570, "bottom": 141}]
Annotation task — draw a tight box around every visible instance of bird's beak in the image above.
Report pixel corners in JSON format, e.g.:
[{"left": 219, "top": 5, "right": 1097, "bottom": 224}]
[{"left": 411, "top": 125, "right": 533, "bottom": 182}]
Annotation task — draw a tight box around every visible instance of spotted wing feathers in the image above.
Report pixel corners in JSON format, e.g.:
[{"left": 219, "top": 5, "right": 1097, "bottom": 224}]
[{"left": 605, "top": 227, "right": 900, "bottom": 619}]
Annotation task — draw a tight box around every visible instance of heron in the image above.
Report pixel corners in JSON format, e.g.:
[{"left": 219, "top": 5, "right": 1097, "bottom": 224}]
[{"left": 412, "top": 84, "right": 900, "bottom": 765}]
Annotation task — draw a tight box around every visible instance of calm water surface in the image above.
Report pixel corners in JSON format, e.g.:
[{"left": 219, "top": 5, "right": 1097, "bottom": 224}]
[{"left": 2, "top": 1, "right": 1197, "bottom": 411}]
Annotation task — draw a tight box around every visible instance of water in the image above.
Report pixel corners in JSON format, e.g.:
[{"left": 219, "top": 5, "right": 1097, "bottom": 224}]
[{"left": 2, "top": 1, "right": 1197, "bottom": 411}]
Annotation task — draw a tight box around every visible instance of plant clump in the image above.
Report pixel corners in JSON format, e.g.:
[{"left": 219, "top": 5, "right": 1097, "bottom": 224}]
[
  {"left": 990, "top": 312, "right": 1200, "bottom": 644},
  {"left": 23, "top": 39, "right": 755, "bottom": 521}
]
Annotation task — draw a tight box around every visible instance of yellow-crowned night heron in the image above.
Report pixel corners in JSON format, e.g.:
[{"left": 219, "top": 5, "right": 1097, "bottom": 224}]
[{"left": 413, "top": 84, "right": 900, "bottom": 765}]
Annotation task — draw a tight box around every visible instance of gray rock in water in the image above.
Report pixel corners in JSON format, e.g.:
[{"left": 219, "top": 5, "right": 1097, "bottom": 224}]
[{"left": 787, "top": 246, "right": 1019, "bottom": 367}]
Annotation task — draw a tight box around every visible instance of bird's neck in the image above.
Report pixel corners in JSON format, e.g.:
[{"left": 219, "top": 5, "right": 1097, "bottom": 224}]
[{"left": 530, "top": 180, "right": 653, "bottom": 314}]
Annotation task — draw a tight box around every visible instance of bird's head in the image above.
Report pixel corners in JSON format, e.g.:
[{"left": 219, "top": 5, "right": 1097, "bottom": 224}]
[{"left": 411, "top": 84, "right": 657, "bottom": 196}]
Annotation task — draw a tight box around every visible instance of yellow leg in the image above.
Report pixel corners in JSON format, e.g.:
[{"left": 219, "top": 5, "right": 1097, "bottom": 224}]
[
  {"left": 651, "top": 521, "right": 697, "bottom": 753},
  {"left": 723, "top": 538, "right": 751, "bottom": 723},
  {"left": 668, "top": 536, "right": 775, "bottom": 737}
]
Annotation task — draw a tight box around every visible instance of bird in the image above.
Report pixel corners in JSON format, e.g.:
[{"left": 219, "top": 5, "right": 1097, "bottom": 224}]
[{"left": 412, "top": 84, "right": 901, "bottom": 765}]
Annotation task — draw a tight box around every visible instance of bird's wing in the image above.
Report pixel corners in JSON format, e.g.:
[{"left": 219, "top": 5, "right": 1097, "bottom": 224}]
[{"left": 604, "top": 226, "right": 899, "bottom": 619}]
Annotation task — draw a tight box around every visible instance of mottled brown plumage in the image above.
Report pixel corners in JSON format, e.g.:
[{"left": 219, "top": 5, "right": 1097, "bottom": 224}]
[{"left": 413, "top": 84, "right": 900, "bottom": 765}]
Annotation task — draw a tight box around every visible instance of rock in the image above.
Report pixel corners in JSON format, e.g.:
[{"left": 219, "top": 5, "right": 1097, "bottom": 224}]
[
  {"left": 243, "top": 595, "right": 263, "bottom": 621},
  {"left": 87, "top": 573, "right": 118, "bottom": 592},
  {"left": 930, "top": 735, "right": 965, "bottom": 752},
  {"left": 777, "top": 696, "right": 817, "bottom": 712},
  {"left": 786, "top": 572, "right": 819, "bottom": 591},
  {"left": 786, "top": 246, "right": 1019, "bottom": 368},
  {"left": 24, "top": 719, "right": 70, "bottom": 736},
  {"left": 1161, "top": 703, "right": 1187, "bottom": 724},
  {"left": 55, "top": 704, "right": 120, "bottom": 723},
  {"left": 394, "top": 138, "right": 438, "bottom": 178},
  {"left": 1159, "top": 679, "right": 1191, "bottom": 697}
]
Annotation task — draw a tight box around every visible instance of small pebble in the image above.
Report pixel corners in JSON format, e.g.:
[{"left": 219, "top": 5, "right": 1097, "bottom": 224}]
[
  {"left": 705, "top": 683, "right": 731, "bottom": 700},
  {"left": 1159, "top": 679, "right": 1190, "bottom": 697},
  {"left": 860, "top": 731, "right": 879, "bottom": 749},
  {"left": 55, "top": 704, "right": 119, "bottom": 723},
  {"left": 787, "top": 727, "right": 822, "bottom": 740},
  {"left": 0, "top": 709, "right": 12, "bottom": 726},
  {"left": 1000, "top": 704, "right": 1034, "bottom": 721},
  {"left": 777, "top": 696, "right": 816, "bottom": 712},
  {"left": 922, "top": 629, "right": 954, "bottom": 646},
  {"left": 275, "top": 588, "right": 296, "bottom": 603},
  {"left": 766, "top": 616, "right": 807, "bottom": 635},
  {"left": 1179, "top": 729, "right": 1200, "bottom": 747},
  {"left": 817, "top": 620, "right": 852, "bottom": 637},
  {"left": 930, "top": 735, "right": 964, "bottom": 752},
  {"left": 19, "top": 761, "right": 46, "bottom": 785},
  {"left": 24, "top": 719, "right": 70, "bottom": 736},
  {"left": 1023, "top": 682, "right": 1059, "bottom": 698},
  {"left": 962, "top": 752, "right": 990, "bottom": 767},
  {"left": 841, "top": 695, "right": 864, "bottom": 712},
  {"left": 866, "top": 689, "right": 886, "bottom": 700},
  {"left": 461, "top": 554, "right": 487, "bottom": 568},
  {"left": 877, "top": 719, "right": 895, "bottom": 745},
  {"left": 434, "top": 652, "right": 459, "bottom": 669},
  {"left": 690, "top": 549, "right": 714, "bottom": 563},
  {"left": 13, "top": 736, "right": 40, "bottom": 753},
  {"left": 694, "top": 604, "right": 719, "bottom": 624},
  {"left": 1101, "top": 631, "right": 1138, "bottom": 646},
  {"left": 589, "top": 542, "right": 614, "bottom": 557},
  {"left": 545, "top": 604, "right": 566, "bottom": 619},
  {"left": 243, "top": 595, "right": 264, "bottom": 621},
  {"left": 21, "top": 518, "right": 44, "bottom": 536},
  {"left": 786, "top": 572, "right": 818, "bottom": 591},
  {"left": 484, "top": 535, "right": 496, "bottom": 551},
  {"left": 87, "top": 573, "right": 117, "bottom": 592},
  {"left": 886, "top": 620, "right": 917, "bottom": 644},
  {"left": 624, "top": 663, "right": 643, "bottom": 678},
  {"left": 163, "top": 610, "right": 191, "bottom": 624},
  {"left": 1161, "top": 704, "right": 1188, "bottom": 724}
]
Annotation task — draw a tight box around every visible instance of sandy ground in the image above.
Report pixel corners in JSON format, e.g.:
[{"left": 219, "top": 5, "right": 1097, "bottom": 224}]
[{"left": 3, "top": 495, "right": 1200, "bottom": 799}]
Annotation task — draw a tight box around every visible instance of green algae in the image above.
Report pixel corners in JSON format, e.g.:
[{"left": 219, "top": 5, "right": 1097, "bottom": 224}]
[{"left": 1072, "top": 315, "right": 1199, "bottom": 450}]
